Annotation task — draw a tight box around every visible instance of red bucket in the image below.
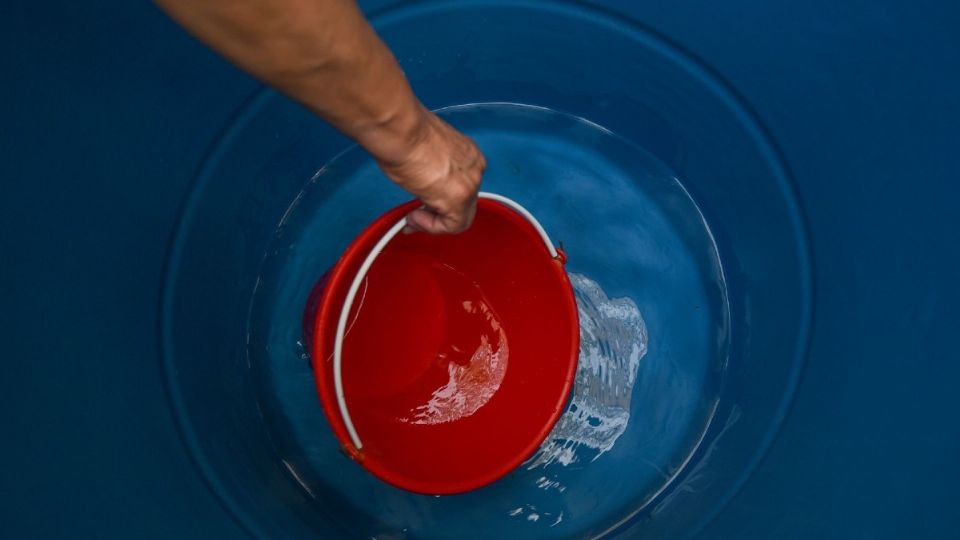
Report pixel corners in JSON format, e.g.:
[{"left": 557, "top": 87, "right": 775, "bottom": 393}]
[{"left": 309, "top": 193, "right": 579, "bottom": 494}]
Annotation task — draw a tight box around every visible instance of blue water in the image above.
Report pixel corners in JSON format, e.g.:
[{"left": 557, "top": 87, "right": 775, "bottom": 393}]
[{"left": 247, "top": 103, "right": 728, "bottom": 539}]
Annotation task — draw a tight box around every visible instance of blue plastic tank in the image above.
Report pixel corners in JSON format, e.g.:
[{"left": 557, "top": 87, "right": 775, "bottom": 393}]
[{"left": 3, "top": 1, "right": 958, "bottom": 538}]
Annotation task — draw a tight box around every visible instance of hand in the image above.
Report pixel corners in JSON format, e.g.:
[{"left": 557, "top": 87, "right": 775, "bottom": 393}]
[{"left": 377, "top": 110, "right": 486, "bottom": 234}]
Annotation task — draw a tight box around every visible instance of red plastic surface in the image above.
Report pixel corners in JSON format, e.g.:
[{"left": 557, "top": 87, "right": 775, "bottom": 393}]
[{"left": 311, "top": 199, "right": 579, "bottom": 494}]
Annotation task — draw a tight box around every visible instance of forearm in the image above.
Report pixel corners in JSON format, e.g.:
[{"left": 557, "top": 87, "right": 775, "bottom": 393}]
[
  {"left": 158, "top": 0, "right": 485, "bottom": 234},
  {"left": 155, "top": 0, "right": 425, "bottom": 165}
]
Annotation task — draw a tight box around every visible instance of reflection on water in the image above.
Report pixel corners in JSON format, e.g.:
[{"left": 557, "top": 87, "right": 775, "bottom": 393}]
[
  {"left": 397, "top": 261, "right": 512, "bottom": 425},
  {"left": 402, "top": 298, "right": 509, "bottom": 425}
]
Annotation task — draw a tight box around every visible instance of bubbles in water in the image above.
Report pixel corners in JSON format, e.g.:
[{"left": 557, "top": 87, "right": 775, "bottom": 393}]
[{"left": 526, "top": 273, "right": 648, "bottom": 469}]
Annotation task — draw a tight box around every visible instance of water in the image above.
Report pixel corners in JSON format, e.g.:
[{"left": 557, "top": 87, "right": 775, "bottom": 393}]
[
  {"left": 247, "top": 103, "right": 728, "bottom": 539},
  {"left": 398, "top": 268, "right": 509, "bottom": 427},
  {"left": 525, "top": 273, "right": 648, "bottom": 470},
  {"left": 336, "top": 247, "right": 512, "bottom": 428}
]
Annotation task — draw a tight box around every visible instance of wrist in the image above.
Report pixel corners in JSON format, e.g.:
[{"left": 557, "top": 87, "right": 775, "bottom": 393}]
[{"left": 357, "top": 97, "right": 431, "bottom": 168}]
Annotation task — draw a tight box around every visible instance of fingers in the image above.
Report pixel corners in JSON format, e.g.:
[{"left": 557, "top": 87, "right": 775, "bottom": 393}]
[
  {"left": 405, "top": 208, "right": 445, "bottom": 234},
  {"left": 405, "top": 197, "right": 478, "bottom": 234}
]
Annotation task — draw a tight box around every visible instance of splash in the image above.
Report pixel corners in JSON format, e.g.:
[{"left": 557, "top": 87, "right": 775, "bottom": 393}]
[
  {"left": 534, "top": 476, "right": 566, "bottom": 493},
  {"left": 526, "top": 273, "right": 648, "bottom": 468},
  {"left": 506, "top": 504, "right": 563, "bottom": 527}
]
